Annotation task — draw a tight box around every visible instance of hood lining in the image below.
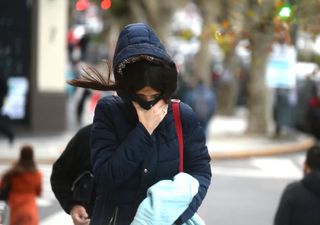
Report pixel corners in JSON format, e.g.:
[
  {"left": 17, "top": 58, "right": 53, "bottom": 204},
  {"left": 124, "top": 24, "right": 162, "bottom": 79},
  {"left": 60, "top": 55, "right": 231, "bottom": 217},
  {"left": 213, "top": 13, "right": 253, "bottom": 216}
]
[{"left": 117, "top": 55, "right": 165, "bottom": 76}]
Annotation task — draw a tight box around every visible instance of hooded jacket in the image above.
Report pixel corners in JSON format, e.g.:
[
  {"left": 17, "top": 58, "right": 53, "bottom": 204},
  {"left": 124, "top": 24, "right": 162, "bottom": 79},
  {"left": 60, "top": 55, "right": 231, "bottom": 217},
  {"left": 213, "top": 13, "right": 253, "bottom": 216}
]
[
  {"left": 112, "top": 23, "right": 175, "bottom": 81},
  {"left": 274, "top": 170, "right": 320, "bottom": 225},
  {"left": 90, "top": 23, "right": 211, "bottom": 225}
]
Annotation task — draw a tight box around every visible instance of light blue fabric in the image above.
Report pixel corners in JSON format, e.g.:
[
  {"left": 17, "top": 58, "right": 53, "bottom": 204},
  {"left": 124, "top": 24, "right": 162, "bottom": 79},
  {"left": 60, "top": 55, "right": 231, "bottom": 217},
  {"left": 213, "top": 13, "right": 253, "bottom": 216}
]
[{"left": 131, "top": 173, "right": 205, "bottom": 225}]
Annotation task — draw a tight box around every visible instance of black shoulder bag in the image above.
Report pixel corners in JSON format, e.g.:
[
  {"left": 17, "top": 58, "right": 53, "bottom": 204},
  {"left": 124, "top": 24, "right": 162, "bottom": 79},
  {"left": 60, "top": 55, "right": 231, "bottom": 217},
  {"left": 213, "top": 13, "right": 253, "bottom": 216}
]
[{"left": 71, "top": 171, "right": 95, "bottom": 216}]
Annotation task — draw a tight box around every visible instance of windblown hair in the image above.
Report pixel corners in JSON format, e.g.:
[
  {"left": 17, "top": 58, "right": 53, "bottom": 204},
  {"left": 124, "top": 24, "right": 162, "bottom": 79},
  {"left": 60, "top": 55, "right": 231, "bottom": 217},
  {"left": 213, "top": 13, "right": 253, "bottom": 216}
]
[
  {"left": 1, "top": 145, "right": 38, "bottom": 182},
  {"left": 68, "top": 58, "right": 177, "bottom": 101},
  {"left": 67, "top": 60, "right": 115, "bottom": 91}
]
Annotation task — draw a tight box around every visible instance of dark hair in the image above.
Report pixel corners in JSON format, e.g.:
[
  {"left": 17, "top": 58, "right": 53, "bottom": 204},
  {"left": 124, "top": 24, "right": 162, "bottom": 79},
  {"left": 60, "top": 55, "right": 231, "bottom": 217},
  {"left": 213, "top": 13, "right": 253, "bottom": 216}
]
[
  {"left": 117, "top": 60, "right": 177, "bottom": 100},
  {"left": 68, "top": 59, "right": 177, "bottom": 101},
  {"left": 306, "top": 144, "right": 320, "bottom": 170},
  {"left": 18, "top": 145, "right": 36, "bottom": 169},
  {"left": 1, "top": 145, "right": 37, "bottom": 181}
]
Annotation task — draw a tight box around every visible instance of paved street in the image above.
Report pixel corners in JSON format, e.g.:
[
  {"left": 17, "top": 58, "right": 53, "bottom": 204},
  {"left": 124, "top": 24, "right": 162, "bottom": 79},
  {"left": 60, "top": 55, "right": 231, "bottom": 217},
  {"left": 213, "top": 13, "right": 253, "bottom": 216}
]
[
  {"left": 199, "top": 152, "right": 305, "bottom": 225},
  {"left": 0, "top": 152, "right": 305, "bottom": 225},
  {"left": 0, "top": 104, "right": 312, "bottom": 224},
  {"left": 0, "top": 101, "right": 314, "bottom": 225}
]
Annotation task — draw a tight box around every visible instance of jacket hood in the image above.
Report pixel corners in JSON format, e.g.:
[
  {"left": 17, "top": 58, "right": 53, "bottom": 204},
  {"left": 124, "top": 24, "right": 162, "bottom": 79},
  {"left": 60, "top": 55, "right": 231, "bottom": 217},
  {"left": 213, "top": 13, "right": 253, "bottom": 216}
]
[
  {"left": 112, "top": 23, "right": 175, "bottom": 81},
  {"left": 302, "top": 170, "right": 320, "bottom": 197}
]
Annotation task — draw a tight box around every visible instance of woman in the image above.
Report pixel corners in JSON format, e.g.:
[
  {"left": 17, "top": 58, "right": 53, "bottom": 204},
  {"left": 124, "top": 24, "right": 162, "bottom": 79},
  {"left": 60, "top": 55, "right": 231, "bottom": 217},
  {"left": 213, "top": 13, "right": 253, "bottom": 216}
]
[
  {"left": 0, "top": 145, "right": 42, "bottom": 225},
  {"left": 68, "top": 23, "right": 212, "bottom": 225}
]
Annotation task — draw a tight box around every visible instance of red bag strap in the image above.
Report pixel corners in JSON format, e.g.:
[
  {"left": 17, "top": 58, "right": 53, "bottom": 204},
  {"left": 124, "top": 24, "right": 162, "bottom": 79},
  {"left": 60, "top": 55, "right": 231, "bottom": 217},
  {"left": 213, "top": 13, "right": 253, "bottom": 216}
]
[{"left": 172, "top": 99, "right": 184, "bottom": 172}]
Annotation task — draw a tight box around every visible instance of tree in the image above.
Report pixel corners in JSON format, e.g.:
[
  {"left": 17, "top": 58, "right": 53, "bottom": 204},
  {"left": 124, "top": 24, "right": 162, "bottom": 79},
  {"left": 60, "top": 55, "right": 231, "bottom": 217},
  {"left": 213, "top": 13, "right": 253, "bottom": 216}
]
[
  {"left": 192, "top": 0, "right": 221, "bottom": 86},
  {"left": 192, "top": 0, "right": 292, "bottom": 134},
  {"left": 214, "top": 0, "right": 244, "bottom": 115},
  {"left": 242, "top": 0, "right": 275, "bottom": 134},
  {"left": 94, "top": 0, "right": 187, "bottom": 50},
  {"left": 297, "top": 0, "right": 320, "bottom": 34},
  {"left": 128, "top": 0, "right": 186, "bottom": 44}
]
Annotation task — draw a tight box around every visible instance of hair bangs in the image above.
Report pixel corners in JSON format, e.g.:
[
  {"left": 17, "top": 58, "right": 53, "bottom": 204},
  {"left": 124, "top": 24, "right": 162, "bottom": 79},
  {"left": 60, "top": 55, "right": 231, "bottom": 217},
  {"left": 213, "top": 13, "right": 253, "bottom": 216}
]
[{"left": 120, "top": 60, "right": 177, "bottom": 100}]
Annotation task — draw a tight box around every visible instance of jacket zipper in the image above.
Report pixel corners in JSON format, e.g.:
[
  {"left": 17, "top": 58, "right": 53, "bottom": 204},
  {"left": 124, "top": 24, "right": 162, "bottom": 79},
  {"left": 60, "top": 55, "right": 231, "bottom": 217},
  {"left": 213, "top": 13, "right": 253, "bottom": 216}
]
[{"left": 108, "top": 207, "right": 119, "bottom": 225}]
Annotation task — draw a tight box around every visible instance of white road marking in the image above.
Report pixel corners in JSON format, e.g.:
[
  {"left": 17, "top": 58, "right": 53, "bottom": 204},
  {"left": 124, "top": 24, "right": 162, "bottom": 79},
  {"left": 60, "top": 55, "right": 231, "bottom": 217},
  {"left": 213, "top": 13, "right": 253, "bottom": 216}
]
[
  {"left": 213, "top": 158, "right": 302, "bottom": 179},
  {"left": 40, "top": 211, "right": 73, "bottom": 225}
]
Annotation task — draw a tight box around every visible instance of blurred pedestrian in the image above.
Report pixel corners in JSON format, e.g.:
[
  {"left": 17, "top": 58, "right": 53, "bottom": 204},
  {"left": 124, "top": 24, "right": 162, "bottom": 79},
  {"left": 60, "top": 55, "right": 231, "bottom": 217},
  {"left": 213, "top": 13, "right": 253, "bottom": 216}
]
[
  {"left": 173, "top": 75, "right": 192, "bottom": 103},
  {"left": 186, "top": 80, "right": 216, "bottom": 136},
  {"left": 79, "top": 33, "right": 90, "bottom": 62},
  {"left": 306, "top": 82, "right": 320, "bottom": 139},
  {"left": 76, "top": 88, "right": 91, "bottom": 124},
  {"left": 68, "top": 23, "right": 211, "bottom": 225},
  {"left": 0, "top": 145, "right": 42, "bottom": 225},
  {"left": 67, "top": 28, "right": 78, "bottom": 63},
  {"left": 274, "top": 144, "right": 320, "bottom": 225},
  {"left": 51, "top": 124, "right": 92, "bottom": 225},
  {"left": 273, "top": 88, "right": 296, "bottom": 138},
  {"left": 295, "top": 73, "right": 317, "bottom": 133},
  {"left": 0, "top": 75, "right": 14, "bottom": 144}
]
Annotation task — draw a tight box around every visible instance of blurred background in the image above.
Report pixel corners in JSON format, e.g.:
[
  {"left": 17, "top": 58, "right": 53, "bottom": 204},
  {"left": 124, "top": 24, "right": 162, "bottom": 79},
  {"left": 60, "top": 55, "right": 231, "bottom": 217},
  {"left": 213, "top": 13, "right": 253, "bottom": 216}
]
[
  {"left": 1, "top": 0, "right": 320, "bottom": 136},
  {"left": 0, "top": 0, "right": 320, "bottom": 225}
]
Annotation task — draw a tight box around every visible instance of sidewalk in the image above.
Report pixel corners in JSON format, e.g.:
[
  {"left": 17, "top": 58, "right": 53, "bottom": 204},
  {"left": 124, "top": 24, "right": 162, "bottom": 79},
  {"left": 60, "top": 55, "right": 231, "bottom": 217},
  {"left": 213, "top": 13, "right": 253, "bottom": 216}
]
[
  {"left": 0, "top": 110, "right": 316, "bottom": 164},
  {"left": 207, "top": 115, "right": 315, "bottom": 160}
]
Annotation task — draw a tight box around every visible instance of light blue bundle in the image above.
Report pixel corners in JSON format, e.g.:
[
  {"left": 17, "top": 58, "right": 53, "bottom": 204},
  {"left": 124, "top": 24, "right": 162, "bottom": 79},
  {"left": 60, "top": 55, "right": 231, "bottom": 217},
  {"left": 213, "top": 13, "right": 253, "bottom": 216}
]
[{"left": 131, "top": 172, "right": 205, "bottom": 225}]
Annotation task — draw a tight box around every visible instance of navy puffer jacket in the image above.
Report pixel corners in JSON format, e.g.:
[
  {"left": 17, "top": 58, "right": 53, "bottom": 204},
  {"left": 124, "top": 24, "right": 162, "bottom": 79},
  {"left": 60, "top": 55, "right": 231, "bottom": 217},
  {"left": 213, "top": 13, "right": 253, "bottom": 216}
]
[{"left": 90, "top": 23, "right": 211, "bottom": 225}]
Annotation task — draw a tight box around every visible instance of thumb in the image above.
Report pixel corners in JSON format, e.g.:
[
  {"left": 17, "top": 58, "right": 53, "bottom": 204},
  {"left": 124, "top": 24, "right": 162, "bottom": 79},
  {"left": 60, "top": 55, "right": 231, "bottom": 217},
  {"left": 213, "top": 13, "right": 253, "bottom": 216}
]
[
  {"left": 132, "top": 101, "right": 142, "bottom": 111},
  {"left": 77, "top": 207, "right": 88, "bottom": 219},
  {"left": 80, "top": 210, "right": 89, "bottom": 219}
]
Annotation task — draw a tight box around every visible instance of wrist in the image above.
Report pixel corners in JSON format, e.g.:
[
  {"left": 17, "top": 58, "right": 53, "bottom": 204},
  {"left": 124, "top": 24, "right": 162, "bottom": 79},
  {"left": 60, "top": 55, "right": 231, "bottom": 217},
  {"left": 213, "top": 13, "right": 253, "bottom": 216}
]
[{"left": 71, "top": 203, "right": 86, "bottom": 212}]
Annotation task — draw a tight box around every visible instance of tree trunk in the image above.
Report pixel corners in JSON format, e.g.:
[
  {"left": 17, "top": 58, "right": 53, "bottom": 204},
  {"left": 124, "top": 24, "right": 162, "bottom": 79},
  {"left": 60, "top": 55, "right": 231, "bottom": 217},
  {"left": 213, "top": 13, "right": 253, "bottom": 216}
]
[
  {"left": 194, "top": 33, "right": 212, "bottom": 85},
  {"left": 193, "top": 0, "right": 219, "bottom": 85},
  {"left": 246, "top": 29, "right": 274, "bottom": 134},
  {"left": 129, "top": 0, "right": 186, "bottom": 45},
  {"left": 211, "top": 0, "right": 243, "bottom": 115},
  {"left": 217, "top": 49, "right": 239, "bottom": 115}
]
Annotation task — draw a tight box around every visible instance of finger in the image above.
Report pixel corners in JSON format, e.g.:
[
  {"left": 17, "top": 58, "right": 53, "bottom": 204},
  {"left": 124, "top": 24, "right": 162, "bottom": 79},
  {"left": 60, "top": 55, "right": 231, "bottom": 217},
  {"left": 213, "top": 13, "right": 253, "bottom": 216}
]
[
  {"left": 132, "top": 101, "right": 139, "bottom": 108},
  {"left": 162, "top": 106, "right": 168, "bottom": 114},
  {"left": 73, "top": 211, "right": 87, "bottom": 222},
  {"left": 160, "top": 102, "right": 168, "bottom": 112},
  {"left": 75, "top": 216, "right": 89, "bottom": 224},
  {"left": 80, "top": 217, "right": 90, "bottom": 223},
  {"left": 82, "top": 219, "right": 91, "bottom": 225},
  {"left": 153, "top": 99, "right": 166, "bottom": 109},
  {"left": 162, "top": 103, "right": 168, "bottom": 110},
  {"left": 72, "top": 212, "right": 81, "bottom": 220},
  {"left": 132, "top": 101, "right": 146, "bottom": 110},
  {"left": 132, "top": 101, "right": 143, "bottom": 112},
  {"left": 80, "top": 211, "right": 89, "bottom": 219}
]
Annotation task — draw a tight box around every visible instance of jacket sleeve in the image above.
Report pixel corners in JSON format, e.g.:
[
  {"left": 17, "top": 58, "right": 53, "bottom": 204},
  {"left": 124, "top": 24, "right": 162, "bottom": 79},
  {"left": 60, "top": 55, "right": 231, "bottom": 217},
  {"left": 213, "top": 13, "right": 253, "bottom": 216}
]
[
  {"left": 50, "top": 125, "right": 91, "bottom": 214},
  {"left": 91, "top": 98, "right": 154, "bottom": 188},
  {"left": 175, "top": 103, "right": 212, "bottom": 224},
  {"left": 51, "top": 142, "right": 76, "bottom": 213},
  {"left": 274, "top": 183, "right": 294, "bottom": 225}
]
